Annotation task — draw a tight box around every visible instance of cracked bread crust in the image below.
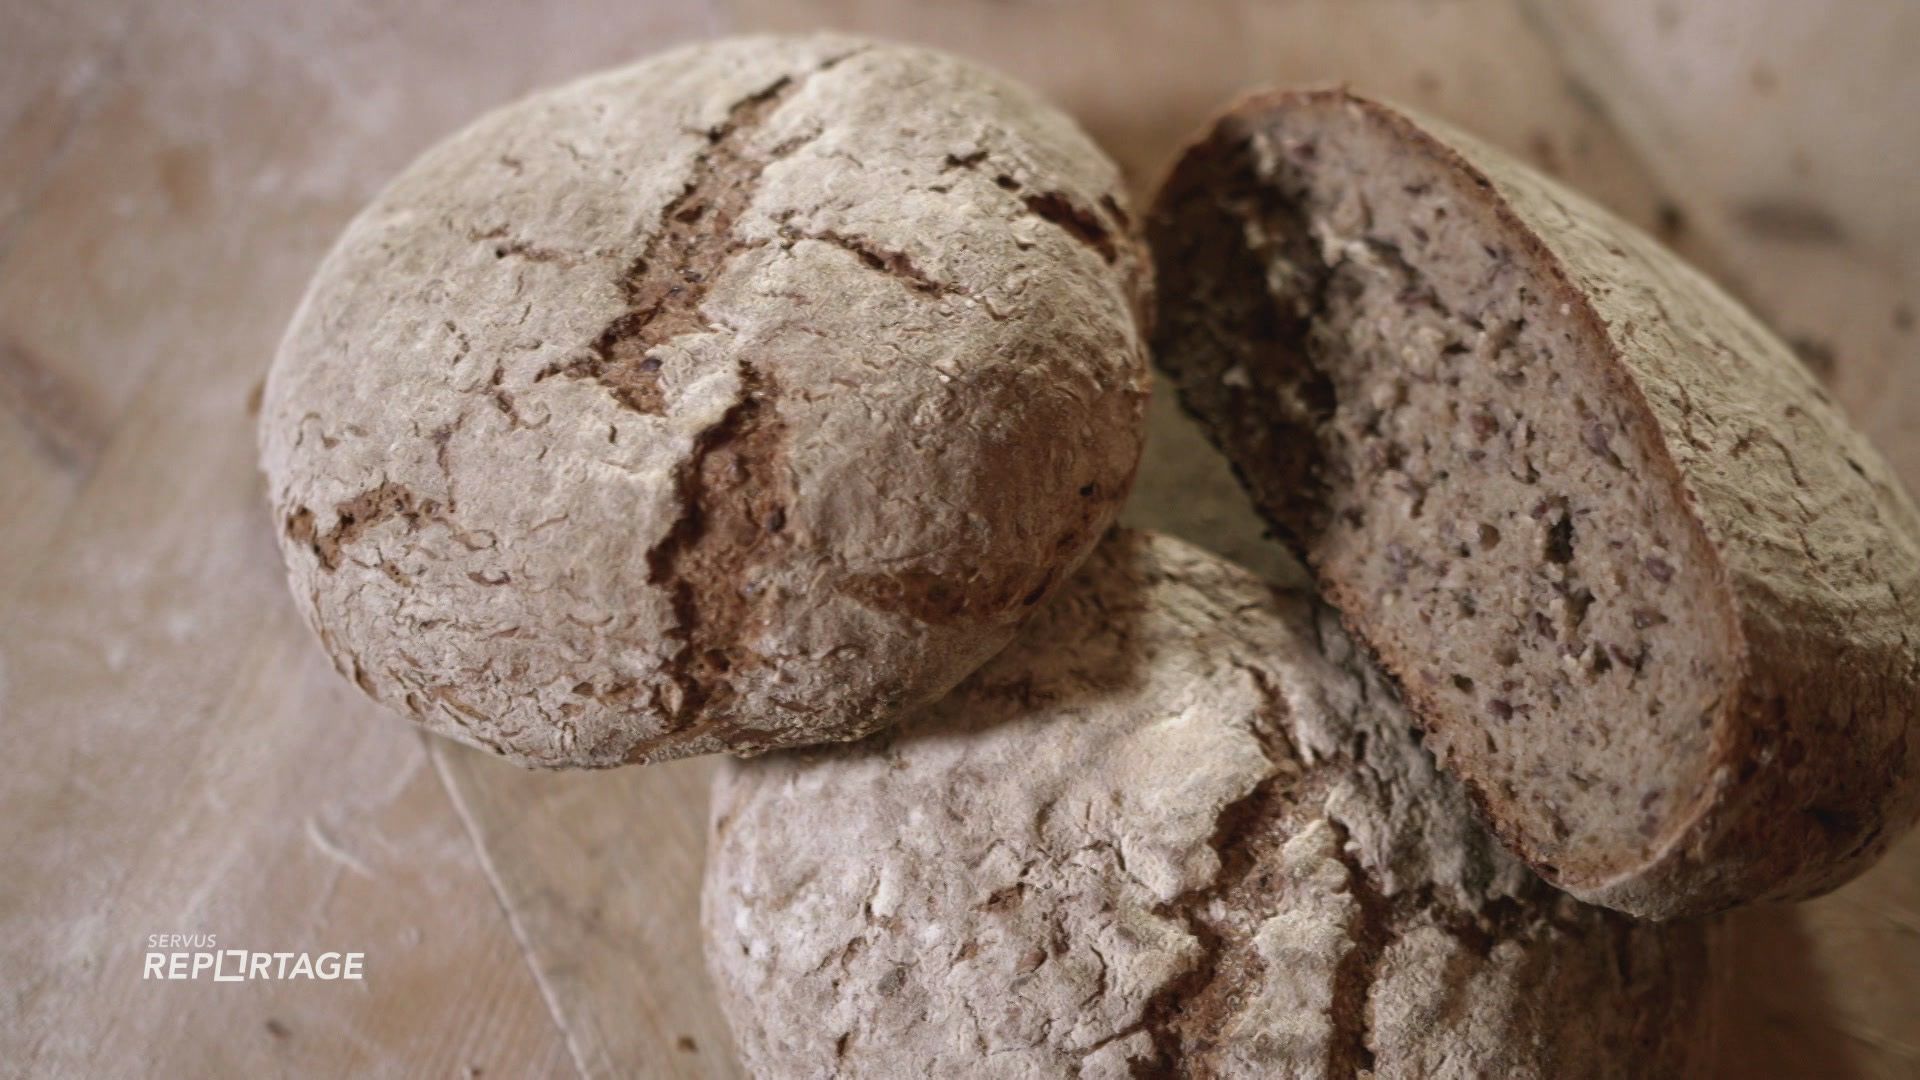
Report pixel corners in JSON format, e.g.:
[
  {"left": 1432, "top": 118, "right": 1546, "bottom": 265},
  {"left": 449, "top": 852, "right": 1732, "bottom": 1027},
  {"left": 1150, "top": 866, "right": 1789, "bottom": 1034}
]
[
  {"left": 258, "top": 35, "right": 1151, "bottom": 767},
  {"left": 1148, "top": 89, "right": 1920, "bottom": 918},
  {"left": 702, "top": 531, "right": 1712, "bottom": 1078}
]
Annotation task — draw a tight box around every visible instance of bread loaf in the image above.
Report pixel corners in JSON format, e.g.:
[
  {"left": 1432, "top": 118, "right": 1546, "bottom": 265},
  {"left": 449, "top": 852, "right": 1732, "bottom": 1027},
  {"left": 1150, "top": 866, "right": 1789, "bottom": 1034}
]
[
  {"left": 703, "top": 530, "right": 1713, "bottom": 1077},
  {"left": 258, "top": 35, "right": 1149, "bottom": 767},
  {"left": 1147, "top": 88, "right": 1920, "bottom": 917}
]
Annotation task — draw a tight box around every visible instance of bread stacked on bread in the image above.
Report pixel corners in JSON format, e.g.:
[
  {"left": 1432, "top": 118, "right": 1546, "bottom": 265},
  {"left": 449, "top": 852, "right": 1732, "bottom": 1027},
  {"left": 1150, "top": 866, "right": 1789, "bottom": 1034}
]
[
  {"left": 260, "top": 34, "right": 1920, "bottom": 1076},
  {"left": 705, "top": 530, "right": 1713, "bottom": 1078},
  {"left": 1148, "top": 89, "right": 1920, "bottom": 919}
]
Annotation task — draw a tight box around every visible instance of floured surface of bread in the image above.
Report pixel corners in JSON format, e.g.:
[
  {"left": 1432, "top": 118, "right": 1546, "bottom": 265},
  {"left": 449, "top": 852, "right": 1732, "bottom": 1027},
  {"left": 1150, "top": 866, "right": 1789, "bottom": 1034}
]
[{"left": 703, "top": 531, "right": 1713, "bottom": 1077}]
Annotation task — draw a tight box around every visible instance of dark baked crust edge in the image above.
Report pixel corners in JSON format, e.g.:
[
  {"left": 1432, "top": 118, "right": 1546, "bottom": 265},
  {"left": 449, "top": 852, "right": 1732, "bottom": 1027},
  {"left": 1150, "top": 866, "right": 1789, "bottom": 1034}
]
[{"left": 1147, "top": 86, "right": 1920, "bottom": 919}]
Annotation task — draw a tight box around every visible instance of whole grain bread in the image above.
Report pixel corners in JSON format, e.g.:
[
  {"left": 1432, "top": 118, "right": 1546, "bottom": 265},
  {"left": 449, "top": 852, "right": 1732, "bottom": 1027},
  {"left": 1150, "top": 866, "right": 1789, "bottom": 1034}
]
[
  {"left": 703, "top": 530, "right": 1713, "bottom": 1077},
  {"left": 1147, "top": 88, "right": 1920, "bottom": 918},
  {"left": 258, "top": 35, "right": 1150, "bottom": 767}
]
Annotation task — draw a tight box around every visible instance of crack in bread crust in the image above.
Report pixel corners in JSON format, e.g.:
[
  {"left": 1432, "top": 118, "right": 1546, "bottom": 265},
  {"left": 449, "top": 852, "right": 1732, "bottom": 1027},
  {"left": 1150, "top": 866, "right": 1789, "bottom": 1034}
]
[
  {"left": 784, "top": 227, "right": 968, "bottom": 297},
  {"left": 1322, "top": 817, "right": 1387, "bottom": 1077},
  {"left": 541, "top": 57, "right": 855, "bottom": 414},
  {"left": 568, "top": 61, "right": 850, "bottom": 750},
  {"left": 260, "top": 37, "right": 1152, "bottom": 768},
  {"left": 1134, "top": 753, "right": 1295, "bottom": 1071},
  {"left": 942, "top": 149, "right": 1127, "bottom": 265},
  {"left": 284, "top": 481, "right": 442, "bottom": 572},
  {"left": 641, "top": 361, "right": 790, "bottom": 750}
]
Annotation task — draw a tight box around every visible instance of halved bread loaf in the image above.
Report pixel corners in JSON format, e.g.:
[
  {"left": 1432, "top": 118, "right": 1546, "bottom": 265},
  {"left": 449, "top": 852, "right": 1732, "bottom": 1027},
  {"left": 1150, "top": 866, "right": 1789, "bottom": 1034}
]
[{"left": 1148, "top": 88, "right": 1920, "bottom": 918}]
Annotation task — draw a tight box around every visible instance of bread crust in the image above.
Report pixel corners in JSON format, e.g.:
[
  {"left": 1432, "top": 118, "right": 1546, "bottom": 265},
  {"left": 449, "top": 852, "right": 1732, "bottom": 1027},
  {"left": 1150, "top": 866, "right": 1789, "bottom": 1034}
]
[
  {"left": 702, "top": 530, "right": 1713, "bottom": 1077},
  {"left": 1148, "top": 88, "right": 1920, "bottom": 917},
  {"left": 258, "top": 35, "right": 1150, "bottom": 767}
]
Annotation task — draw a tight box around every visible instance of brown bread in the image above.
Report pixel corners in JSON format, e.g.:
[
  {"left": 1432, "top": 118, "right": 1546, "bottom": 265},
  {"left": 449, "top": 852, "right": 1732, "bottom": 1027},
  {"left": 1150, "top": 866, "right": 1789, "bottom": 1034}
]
[{"left": 1148, "top": 88, "right": 1920, "bottom": 917}]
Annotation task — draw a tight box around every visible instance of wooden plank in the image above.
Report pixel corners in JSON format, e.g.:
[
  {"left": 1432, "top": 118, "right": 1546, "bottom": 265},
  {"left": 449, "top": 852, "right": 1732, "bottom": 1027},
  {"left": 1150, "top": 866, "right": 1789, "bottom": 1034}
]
[
  {"left": 0, "top": 1, "right": 132, "bottom": 246},
  {"left": 6, "top": 639, "right": 575, "bottom": 1077},
  {"left": 0, "top": 0, "right": 136, "bottom": 599},
  {"left": 0, "top": 0, "right": 719, "bottom": 1073},
  {"left": 432, "top": 749, "right": 744, "bottom": 1080}
]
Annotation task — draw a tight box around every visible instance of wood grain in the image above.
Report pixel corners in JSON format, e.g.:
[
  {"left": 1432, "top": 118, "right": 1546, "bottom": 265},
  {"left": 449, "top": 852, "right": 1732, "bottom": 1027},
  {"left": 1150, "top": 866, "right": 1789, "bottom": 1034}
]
[
  {"left": 0, "top": 0, "right": 135, "bottom": 598},
  {"left": 434, "top": 748, "right": 744, "bottom": 1080},
  {"left": 0, "top": 0, "right": 717, "bottom": 1074},
  {"left": 3, "top": 0, "right": 1916, "bottom": 1075}
]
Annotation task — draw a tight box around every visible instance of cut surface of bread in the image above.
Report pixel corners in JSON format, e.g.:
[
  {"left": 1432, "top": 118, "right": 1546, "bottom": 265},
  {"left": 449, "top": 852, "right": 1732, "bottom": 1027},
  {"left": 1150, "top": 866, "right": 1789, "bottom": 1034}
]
[{"left": 1150, "top": 89, "right": 1920, "bottom": 917}]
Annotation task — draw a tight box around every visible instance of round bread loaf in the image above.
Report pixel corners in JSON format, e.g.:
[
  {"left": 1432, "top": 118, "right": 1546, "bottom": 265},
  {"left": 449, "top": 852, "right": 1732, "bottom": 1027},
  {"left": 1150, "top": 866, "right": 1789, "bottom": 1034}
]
[
  {"left": 1148, "top": 88, "right": 1920, "bottom": 918},
  {"left": 703, "top": 530, "right": 1713, "bottom": 1077},
  {"left": 258, "top": 35, "right": 1150, "bottom": 767}
]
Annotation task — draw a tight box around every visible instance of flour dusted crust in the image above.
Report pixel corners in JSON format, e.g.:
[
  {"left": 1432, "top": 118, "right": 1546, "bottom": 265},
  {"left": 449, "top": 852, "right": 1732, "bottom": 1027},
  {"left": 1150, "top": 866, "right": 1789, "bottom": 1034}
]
[
  {"left": 258, "top": 35, "right": 1150, "bottom": 767},
  {"left": 1147, "top": 89, "right": 1920, "bottom": 917},
  {"left": 703, "top": 531, "right": 1712, "bottom": 1077}
]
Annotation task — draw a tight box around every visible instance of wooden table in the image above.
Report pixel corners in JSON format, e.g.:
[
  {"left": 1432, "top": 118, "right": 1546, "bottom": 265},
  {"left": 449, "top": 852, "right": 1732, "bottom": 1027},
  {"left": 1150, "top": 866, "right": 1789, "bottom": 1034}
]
[{"left": 4, "top": 1, "right": 1915, "bottom": 1075}]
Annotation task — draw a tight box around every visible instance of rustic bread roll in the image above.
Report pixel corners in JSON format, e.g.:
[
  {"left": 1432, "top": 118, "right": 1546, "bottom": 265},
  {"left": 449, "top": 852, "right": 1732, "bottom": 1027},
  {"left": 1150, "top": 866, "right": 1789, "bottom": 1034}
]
[
  {"left": 703, "top": 530, "right": 1713, "bottom": 1077},
  {"left": 1147, "top": 89, "right": 1920, "bottom": 918},
  {"left": 258, "top": 35, "right": 1150, "bottom": 767}
]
